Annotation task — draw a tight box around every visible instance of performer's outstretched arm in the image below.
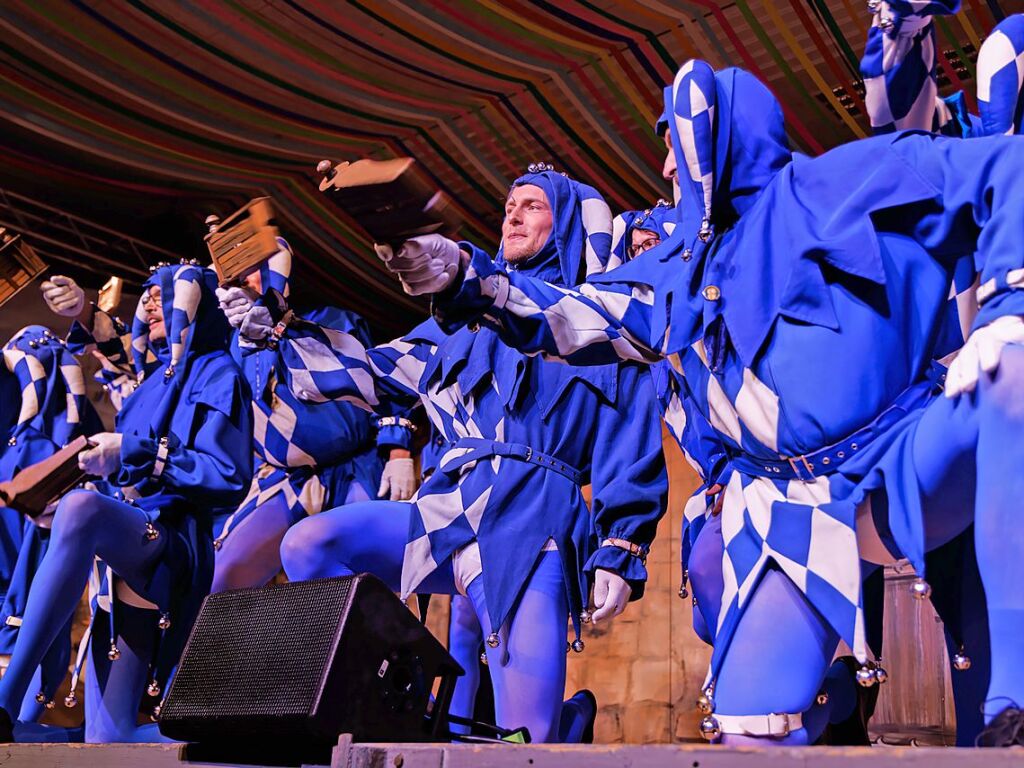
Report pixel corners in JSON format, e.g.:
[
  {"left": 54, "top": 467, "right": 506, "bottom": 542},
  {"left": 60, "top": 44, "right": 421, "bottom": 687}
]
[{"left": 432, "top": 243, "right": 662, "bottom": 366}]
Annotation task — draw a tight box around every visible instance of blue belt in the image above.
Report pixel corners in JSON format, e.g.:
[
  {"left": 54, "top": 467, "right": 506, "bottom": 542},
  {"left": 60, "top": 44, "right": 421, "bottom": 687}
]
[
  {"left": 728, "top": 363, "right": 946, "bottom": 482},
  {"left": 439, "top": 437, "right": 583, "bottom": 485}
]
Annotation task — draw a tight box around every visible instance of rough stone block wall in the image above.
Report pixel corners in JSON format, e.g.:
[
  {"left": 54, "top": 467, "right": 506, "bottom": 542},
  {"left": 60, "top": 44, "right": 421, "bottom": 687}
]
[{"left": 563, "top": 428, "right": 707, "bottom": 743}]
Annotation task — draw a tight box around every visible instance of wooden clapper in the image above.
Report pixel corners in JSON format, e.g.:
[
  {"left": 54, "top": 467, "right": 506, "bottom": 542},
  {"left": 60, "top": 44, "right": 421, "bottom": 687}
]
[{"left": 314, "top": 157, "right": 460, "bottom": 248}]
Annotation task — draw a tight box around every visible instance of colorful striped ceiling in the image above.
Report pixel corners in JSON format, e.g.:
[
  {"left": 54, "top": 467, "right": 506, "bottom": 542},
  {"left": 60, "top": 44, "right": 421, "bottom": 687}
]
[{"left": 0, "top": 1, "right": 1013, "bottom": 335}]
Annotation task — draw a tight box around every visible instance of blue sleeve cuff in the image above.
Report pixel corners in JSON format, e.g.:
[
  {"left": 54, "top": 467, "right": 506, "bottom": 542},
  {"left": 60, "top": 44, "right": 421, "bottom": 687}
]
[
  {"left": 430, "top": 244, "right": 502, "bottom": 334},
  {"left": 117, "top": 432, "right": 181, "bottom": 486},
  {"left": 376, "top": 423, "right": 412, "bottom": 451},
  {"left": 117, "top": 433, "right": 157, "bottom": 486},
  {"left": 583, "top": 545, "right": 650, "bottom": 601},
  {"left": 974, "top": 289, "right": 1024, "bottom": 332}
]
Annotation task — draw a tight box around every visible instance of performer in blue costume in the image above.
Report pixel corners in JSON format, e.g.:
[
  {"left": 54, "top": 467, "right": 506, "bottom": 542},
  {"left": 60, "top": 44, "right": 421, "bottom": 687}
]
[
  {"left": 233, "top": 168, "right": 668, "bottom": 743},
  {"left": 212, "top": 240, "right": 415, "bottom": 592},
  {"left": 0, "top": 262, "right": 252, "bottom": 743},
  {"left": 0, "top": 327, "right": 103, "bottom": 724},
  {"left": 620, "top": 203, "right": 867, "bottom": 744},
  {"left": 857, "top": 3, "right": 1024, "bottom": 744},
  {"left": 378, "top": 58, "right": 1024, "bottom": 746}
]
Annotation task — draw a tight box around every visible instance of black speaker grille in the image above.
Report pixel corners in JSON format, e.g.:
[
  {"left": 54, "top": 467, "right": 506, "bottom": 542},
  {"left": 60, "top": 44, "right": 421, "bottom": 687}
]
[{"left": 163, "top": 577, "right": 353, "bottom": 720}]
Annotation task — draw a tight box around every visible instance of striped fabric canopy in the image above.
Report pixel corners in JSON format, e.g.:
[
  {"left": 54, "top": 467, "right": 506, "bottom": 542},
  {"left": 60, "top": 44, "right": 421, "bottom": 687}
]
[{"left": 0, "top": 1, "right": 1010, "bottom": 334}]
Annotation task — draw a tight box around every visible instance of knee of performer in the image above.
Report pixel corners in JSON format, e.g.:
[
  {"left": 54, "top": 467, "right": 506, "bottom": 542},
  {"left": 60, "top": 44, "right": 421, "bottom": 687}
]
[
  {"left": 52, "top": 490, "right": 103, "bottom": 542},
  {"left": 280, "top": 517, "right": 332, "bottom": 581}
]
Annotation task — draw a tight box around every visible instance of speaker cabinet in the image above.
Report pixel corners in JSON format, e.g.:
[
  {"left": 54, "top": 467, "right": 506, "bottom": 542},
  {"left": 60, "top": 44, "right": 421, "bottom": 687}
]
[{"left": 159, "top": 574, "right": 462, "bottom": 764}]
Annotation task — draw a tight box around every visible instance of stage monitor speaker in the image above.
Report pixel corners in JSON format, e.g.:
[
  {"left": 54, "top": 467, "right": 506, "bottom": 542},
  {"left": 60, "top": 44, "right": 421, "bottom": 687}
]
[{"left": 158, "top": 574, "right": 462, "bottom": 765}]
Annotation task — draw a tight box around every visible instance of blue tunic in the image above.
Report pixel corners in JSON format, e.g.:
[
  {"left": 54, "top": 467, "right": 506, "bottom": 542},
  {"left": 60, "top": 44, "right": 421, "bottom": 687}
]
[{"left": 215, "top": 305, "right": 410, "bottom": 545}]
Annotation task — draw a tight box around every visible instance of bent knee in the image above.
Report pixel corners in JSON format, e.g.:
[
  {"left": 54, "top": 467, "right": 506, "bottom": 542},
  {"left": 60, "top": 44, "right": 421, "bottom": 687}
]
[
  {"left": 53, "top": 490, "right": 104, "bottom": 539},
  {"left": 280, "top": 517, "right": 331, "bottom": 581}
]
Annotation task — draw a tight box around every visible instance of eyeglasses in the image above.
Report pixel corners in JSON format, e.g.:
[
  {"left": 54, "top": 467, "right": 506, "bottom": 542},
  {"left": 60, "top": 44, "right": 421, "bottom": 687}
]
[
  {"left": 628, "top": 236, "right": 661, "bottom": 258},
  {"left": 141, "top": 288, "right": 162, "bottom": 308}
]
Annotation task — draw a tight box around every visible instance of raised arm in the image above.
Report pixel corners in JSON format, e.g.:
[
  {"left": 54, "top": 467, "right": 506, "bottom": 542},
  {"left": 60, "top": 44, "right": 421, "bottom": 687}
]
[{"left": 432, "top": 243, "right": 662, "bottom": 366}]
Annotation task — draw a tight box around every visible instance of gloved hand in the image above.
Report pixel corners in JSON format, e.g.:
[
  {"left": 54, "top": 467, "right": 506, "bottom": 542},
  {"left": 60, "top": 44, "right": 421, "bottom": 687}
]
[
  {"left": 374, "top": 234, "right": 462, "bottom": 296},
  {"left": 215, "top": 286, "right": 255, "bottom": 330},
  {"left": 41, "top": 275, "right": 86, "bottom": 317},
  {"left": 378, "top": 457, "right": 417, "bottom": 501},
  {"left": 78, "top": 432, "right": 124, "bottom": 478},
  {"left": 591, "top": 568, "right": 632, "bottom": 624},
  {"left": 945, "top": 316, "right": 1024, "bottom": 398}
]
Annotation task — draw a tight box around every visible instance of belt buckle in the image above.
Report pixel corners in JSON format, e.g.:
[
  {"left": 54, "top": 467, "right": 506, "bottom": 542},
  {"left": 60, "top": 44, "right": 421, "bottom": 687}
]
[
  {"left": 785, "top": 455, "right": 815, "bottom": 481},
  {"left": 775, "top": 713, "right": 791, "bottom": 736},
  {"left": 524, "top": 446, "right": 533, "bottom": 462}
]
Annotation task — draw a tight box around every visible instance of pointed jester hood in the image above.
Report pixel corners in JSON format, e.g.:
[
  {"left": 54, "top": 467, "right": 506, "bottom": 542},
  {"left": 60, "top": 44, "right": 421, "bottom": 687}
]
[{"left": 496, "top": 166, "right": 613, "bottom": 285}]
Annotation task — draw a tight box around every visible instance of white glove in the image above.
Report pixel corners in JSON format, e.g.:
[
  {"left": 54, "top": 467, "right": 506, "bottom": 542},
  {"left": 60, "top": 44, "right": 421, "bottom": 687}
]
[
  {"left": 41, "top": 276, "right": 86, "bottom": 317},
  {"left": 945, "top": 315, "right": 1024, "bottom": 398},
  {"left": 374, "top": 234, "right": 461, "bottom": 296},
  {"left": 378, "top": 457, "right": 417, "bottom": 501},
  {"left": 78, "top": 432, "right": 124, "bottom": 478},
  {"left": 591, "top": 568, "right": 632, "bottom": 625},
  {"left": 215, "top": 286, "right": 255, "bottom": 330}
]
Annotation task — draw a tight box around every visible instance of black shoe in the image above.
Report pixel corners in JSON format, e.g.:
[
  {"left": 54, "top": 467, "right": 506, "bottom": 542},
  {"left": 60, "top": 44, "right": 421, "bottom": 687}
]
[
  {"left": 0, "top": 705, "right": 14, "bottom": 743},
  {"left": 559, "top": 689, "right": 597, "bottom": 743},
  {"left": 818, "top": 656, "right": 878, "bottom": 746},
  {"left": 977, "top": 704, "right": 1024, "bottom": 747}
]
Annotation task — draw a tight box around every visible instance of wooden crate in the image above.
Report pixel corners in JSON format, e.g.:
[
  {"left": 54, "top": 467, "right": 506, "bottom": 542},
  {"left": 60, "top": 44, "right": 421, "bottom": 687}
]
[
  {"left": 0, "top": 229, "right": 46, "bottom": 308},
  {"left": 205, "top": 198, "right": 279, "bottom": 287},
  {"left": 871, "top": 563, "right": 956, "bottom": 745}
]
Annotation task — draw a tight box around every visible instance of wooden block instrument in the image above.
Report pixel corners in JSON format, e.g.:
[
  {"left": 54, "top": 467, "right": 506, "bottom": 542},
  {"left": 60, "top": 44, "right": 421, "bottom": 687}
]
[
  {"left": 0, "top": 435, "right": 89, "bottom": 518},
  {"left": 0, "top": 227, "right": 47, "bottom": 309},
  {"left": 314, "top": 158, "right": 460, "bottom": 248},
  {"left": 204, "top": 197, "right": 280, "bottom": 287},
  {"left": 96, "top": 276, "right": 124, "bottom": 314}
]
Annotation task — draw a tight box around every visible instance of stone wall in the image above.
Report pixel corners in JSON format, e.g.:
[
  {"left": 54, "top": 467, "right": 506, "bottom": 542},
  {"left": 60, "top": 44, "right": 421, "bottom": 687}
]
[{"left": 563, "top": 428, "right": 707, "bottom": 743}]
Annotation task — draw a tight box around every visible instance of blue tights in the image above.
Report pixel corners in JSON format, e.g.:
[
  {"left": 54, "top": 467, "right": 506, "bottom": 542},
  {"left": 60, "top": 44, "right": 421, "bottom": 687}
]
[
  {"left": 447, "top": 595, "right": 483, "bottom": 734},
  {"left": 281, "top": 500, "right": 569, "bottom": 742},
  {"left": 211, "top": 482, "right": 372, "bottom": 593},
  {"left": 0, "top": 490, "right": 168, "bottom": 742},
  {"left": 911, "top": 346, "right": 1024, "bottom": 724}
]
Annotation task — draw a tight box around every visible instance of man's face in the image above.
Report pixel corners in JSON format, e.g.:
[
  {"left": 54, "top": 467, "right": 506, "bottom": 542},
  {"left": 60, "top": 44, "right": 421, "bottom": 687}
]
[
  {"left": 142, "top": 285, "right": 166, "bottom": 342},
  {"left": 241, "top": 269, "right": 262, "bottom": 295},
  {"left": 501, "top": 184, "right": 554, "bottom": 264},
  {"left": 629, "top": 227, "right": 661, "bottom": 259},
  {"left": 662, "top": 130, "right": 680, "bottom": 204}
]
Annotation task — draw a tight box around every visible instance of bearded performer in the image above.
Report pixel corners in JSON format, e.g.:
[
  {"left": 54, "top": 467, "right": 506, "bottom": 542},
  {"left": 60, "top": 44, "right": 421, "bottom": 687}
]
[{"left": 0, "top": 262, "right": 252, "bottom": 742}]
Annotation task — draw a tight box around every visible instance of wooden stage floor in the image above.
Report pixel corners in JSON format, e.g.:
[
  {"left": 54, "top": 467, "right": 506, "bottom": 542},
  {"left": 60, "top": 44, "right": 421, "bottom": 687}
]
[{"left": 0, "top": 738, "right": 1021, "bottom": 768}]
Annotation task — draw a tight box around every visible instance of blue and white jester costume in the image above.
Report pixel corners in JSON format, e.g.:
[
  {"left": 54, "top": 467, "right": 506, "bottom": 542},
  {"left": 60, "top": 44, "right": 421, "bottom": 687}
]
[
  {"left": 0, "top": 327, "right": 102, "bottom": 720},
  {"left": 0, "top": 263, "right": 252, "bottom": 743},
  {"left": 257, "top": 170, "right": 668, "bottom": 742},
  {"left": 211, "top": 241, "right": 411, "bottom": 592},
  {"left": 420, "top": 60, "right": 1024, "bottom": 744},
  {"left": 858, "top": 4, "right": 1024, "bottom": 744}
]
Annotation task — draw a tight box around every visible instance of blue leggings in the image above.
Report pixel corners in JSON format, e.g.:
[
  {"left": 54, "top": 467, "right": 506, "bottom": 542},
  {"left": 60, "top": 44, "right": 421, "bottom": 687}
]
[
  {"left": 447, "top": 595, "right": 483, "bottom": 733},
  {"left": 0, "top": 490, "right": 172, "bottom": 742},
  {"left": 211, "top": 481, "right": 372, "bottom": 593},
  {"left": 701, "top": 347, "right": 1024, "bottom": 743},
  {"left": 281, "top": 500, "right": 569, "bottom": 742}
]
